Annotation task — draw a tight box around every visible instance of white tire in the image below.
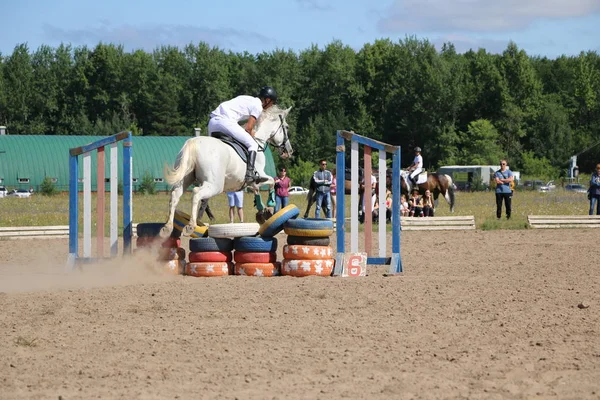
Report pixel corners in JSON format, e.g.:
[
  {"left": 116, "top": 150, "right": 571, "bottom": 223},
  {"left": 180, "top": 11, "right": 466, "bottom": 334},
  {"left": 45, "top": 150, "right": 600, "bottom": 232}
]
[{"left": 208, "top": 223, "right": 260, "bottom": 238}]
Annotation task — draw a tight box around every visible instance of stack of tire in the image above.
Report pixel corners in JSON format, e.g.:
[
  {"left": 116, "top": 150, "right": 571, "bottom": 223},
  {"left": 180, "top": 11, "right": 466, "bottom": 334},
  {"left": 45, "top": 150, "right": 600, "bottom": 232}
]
[
  {"left": 135, "top": 222, "right": 186, "bottom": 275},
  {"left": 281, "top": 218, "right": 335, "bottom": 277},
  {"left": 185, "top": 222, "right": 260, "bottom": 277},
  {"left": 222, "top": 204, "right": 299, "bottom": 277},
  {"left": 172, "top": 210, "right": 208, "bottom": 238}
]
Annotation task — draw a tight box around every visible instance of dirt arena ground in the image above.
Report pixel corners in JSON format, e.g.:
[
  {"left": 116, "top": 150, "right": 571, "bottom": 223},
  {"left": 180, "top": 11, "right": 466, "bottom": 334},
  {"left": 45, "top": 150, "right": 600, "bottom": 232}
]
[{"left": 1, "top": 229, "right": 599, "bottom": 399}]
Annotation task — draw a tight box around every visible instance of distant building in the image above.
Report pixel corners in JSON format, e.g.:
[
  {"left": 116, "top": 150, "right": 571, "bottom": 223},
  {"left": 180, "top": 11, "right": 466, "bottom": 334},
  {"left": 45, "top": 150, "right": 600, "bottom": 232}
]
[{"left": 0, "top": 135, "right": 276, "bottom": 191}]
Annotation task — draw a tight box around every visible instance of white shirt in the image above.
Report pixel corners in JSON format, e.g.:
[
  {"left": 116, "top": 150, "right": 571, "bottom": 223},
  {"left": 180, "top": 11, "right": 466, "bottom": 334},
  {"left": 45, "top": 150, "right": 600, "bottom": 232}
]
[
  {"left": 413, "top": 154, "right": 423, "bottom": 168},
  {"left": 210, "top": 95, "right": 263, "bottom": 122}
]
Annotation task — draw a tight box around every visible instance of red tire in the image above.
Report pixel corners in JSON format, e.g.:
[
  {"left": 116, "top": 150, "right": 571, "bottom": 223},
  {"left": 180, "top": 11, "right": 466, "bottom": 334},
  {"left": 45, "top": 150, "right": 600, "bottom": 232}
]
[
  {"left": 281, "top": 259, "right": 334, "bottom": 277},
  {"left": 185, "top": 262, "right": 233, "bottom": 277},
  {"left": 233, "top": 251, "right": 277, "bottom": 263},
  {"left": 189, "top": 251, "right": 233, "bottom": 263},
  {"left": 136, "top": 237, "right": 158, "bottom": 248},
  {"left": 161, "top": 237, "right": 181, "bottom": 248},
  {"left": 282, "top": 245, "right": 333, "bottom": 260},
  {"left": 235, "top": 262, "right": 280, "bottom": 277}
]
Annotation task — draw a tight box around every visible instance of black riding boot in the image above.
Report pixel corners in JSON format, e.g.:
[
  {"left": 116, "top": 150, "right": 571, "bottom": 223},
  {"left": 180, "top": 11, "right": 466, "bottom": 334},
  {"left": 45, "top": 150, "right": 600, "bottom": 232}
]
[{"left": 245, "top": 151, "right": 268, "bottom": 185}]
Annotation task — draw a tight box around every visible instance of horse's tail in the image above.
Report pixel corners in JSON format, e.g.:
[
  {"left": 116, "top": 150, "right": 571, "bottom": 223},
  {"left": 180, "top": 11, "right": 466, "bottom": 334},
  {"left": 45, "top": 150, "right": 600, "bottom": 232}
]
[
  {"left": 444, "top": 174, "right": 455, "bottom": 212},
  {"left": 164, "top": 138, "right": 198, "bottom": 186}
]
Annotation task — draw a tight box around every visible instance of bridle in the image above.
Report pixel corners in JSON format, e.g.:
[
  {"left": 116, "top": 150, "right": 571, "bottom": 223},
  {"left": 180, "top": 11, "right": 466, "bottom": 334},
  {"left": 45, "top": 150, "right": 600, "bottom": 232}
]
[{"left": 255, "top": 114, "right": 292, "bottom": 156}]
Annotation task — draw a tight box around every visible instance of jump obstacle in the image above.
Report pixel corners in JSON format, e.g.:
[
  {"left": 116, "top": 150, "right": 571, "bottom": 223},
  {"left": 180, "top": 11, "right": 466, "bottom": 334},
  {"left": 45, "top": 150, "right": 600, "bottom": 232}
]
[
  {"left": 67, "top": 132, "right": 133, "bottom": 267},
  {"left": 334, "top": 130, "right": 402, "bottom": 275}
]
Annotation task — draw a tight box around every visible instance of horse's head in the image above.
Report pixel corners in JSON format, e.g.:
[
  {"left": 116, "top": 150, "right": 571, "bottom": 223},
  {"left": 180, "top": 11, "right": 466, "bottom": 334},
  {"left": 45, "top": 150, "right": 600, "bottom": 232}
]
[{"left": 254, "top": 105, "right": 293, "bottom": 159}]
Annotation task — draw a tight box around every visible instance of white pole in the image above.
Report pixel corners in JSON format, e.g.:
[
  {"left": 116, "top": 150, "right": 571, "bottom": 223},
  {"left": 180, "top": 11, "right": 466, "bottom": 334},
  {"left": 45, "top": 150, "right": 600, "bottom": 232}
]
[
  {"left": 378, "top": 152, "right": 386, "bottom": 258},
  {"left": 110, "top": 143, "right": 118, "bottom": 256},
  {"left": 351, "top": 141, "right": 359, "bottom": 253},
  {"left": 83, "top": 153, "right": 91, "bottom": 258}
]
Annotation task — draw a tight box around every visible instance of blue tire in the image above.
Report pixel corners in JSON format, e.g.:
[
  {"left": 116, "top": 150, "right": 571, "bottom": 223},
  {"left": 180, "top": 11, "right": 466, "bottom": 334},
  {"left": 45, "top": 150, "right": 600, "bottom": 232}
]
[
  {"left": 259, "top": 204, "right": 300, "bottom": 237},
  {"left": 234, "top": 236, "right": 278, "bottom": 252},
  {"left": 284, "top": 218, "right": 334, "bottom": 231},
  {"left": 189, "top": 237, "right": 234, "bottom": 253},
  {"left": 136, "top": 223, "right": 165, "bottom": 238}
]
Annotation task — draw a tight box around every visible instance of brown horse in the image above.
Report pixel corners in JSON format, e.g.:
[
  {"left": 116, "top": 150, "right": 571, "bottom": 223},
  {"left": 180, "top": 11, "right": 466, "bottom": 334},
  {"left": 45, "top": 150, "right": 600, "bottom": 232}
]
[{"left": 400, "top": 171, "right": 455, "bottom": 212}]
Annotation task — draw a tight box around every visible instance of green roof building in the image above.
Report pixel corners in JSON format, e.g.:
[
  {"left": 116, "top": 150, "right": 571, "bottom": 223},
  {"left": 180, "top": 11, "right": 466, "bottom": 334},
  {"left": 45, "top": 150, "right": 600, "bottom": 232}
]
[{"left": 0, "top": 135, "right": 276, "bottom": 192}]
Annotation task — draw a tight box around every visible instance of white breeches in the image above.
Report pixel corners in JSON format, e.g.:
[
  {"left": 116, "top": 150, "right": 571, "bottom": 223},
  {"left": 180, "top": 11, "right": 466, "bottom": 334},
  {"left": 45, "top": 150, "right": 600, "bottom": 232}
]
[
  {"left": 208, "top": 117, "right": 258, "bottom": 152},
  {"left": 409, "top": 168, "right": 422, "bottom": 180}
]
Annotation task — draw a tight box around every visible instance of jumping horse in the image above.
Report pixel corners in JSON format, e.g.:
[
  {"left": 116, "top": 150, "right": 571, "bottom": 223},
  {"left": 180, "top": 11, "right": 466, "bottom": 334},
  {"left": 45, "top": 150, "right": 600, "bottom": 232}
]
[{"left": 161, "top": 105, "right": 293, "bottom": 237}]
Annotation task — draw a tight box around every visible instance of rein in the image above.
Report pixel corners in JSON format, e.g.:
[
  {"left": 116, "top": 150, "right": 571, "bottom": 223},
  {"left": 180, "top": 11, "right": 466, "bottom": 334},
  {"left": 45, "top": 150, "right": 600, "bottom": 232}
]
[{"left": 254, "top": 114, "right": 290, "bottom": 154}]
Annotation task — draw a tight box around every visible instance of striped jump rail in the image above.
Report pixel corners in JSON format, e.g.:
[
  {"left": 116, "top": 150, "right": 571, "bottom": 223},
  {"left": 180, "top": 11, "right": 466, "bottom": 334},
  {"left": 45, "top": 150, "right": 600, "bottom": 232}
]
[
  {"left": 401, "top": 216, "right": 475, "bottom": 231},
  {"left": 528, "top": 215, "right": 600, "bottom": 229}
]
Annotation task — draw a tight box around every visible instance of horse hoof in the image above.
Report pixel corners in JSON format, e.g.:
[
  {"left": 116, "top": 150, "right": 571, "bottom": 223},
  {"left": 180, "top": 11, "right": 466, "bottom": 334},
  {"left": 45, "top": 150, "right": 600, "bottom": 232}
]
[
  {"left": 160, "top": 225, "right": 173, "bottom": 239},
  {"left": 182, "top": 225, "right": 195, "bottom": 237}
]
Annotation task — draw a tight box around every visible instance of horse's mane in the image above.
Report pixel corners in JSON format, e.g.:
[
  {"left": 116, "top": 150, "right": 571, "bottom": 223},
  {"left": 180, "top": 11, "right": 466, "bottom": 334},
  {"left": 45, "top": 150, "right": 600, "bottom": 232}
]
[{"left": 256, "top": 104, "right": 285, "bottom": 126}]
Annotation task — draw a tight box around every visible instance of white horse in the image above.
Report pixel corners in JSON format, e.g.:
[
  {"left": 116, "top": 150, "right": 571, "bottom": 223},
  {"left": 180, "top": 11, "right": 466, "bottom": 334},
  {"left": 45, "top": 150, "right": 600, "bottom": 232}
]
[{"left": 161, "top": 105, "right": 293, "bottom": 237}]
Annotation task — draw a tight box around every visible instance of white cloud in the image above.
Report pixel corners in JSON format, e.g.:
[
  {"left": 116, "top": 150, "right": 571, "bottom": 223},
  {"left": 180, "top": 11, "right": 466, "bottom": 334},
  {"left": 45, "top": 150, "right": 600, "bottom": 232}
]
[
  {"left": 42, "top": 22, "right": 273, "bottom": 52},
  {"left": 378, "top": 0, "right": 600, "bottom": 33},
  {"left": 295, "top": 0, "right": 334, "bottom": 11}
]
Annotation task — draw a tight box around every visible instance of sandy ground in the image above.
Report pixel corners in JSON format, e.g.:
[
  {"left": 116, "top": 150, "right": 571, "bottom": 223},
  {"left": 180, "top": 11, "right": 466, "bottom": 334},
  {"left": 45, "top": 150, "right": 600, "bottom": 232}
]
[{"left": 1, "top": 229, "right": 599, "bottom": 399}]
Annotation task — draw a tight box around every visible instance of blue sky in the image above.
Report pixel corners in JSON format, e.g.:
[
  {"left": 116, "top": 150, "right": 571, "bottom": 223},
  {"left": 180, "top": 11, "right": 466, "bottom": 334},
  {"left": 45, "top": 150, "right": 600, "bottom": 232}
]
[{"left": 2, "top": 0, "right": 599, "bottom": 58}]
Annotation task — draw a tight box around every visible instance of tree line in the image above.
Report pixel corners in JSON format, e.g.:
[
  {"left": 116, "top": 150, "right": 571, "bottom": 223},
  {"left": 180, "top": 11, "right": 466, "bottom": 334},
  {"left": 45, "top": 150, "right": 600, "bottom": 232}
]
[{"left": 1, "top": 38, "right": 599, "bottom": 177}]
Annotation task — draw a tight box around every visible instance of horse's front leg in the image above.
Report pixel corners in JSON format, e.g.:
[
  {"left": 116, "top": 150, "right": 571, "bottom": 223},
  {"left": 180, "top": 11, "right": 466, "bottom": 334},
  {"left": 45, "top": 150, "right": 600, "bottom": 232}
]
[{"left": 252, "top": 177, "right": 275, "bottom": 223}]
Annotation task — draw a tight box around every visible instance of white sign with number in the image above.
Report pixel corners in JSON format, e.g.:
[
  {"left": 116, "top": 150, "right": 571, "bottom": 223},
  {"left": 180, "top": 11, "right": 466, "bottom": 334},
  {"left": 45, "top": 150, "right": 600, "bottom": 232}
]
[{"left": 341, "top": 252, "right": 367, "bottom": 277}]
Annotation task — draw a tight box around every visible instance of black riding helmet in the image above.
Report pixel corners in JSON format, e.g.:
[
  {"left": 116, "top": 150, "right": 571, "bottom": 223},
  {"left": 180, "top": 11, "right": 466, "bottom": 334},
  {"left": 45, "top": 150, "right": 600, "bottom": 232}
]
[{"left": 258, "top": 86, "right": 278, "bottom": 103}]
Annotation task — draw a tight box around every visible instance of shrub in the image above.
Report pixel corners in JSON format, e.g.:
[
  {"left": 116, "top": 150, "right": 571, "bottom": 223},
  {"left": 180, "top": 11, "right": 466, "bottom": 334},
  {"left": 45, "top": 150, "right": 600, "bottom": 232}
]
[
  {"left": 40, "top": 176, "right": 58, "bottom": 196},
  {"left": 137, "top": 173, "right": 156, "bottom": 195}
]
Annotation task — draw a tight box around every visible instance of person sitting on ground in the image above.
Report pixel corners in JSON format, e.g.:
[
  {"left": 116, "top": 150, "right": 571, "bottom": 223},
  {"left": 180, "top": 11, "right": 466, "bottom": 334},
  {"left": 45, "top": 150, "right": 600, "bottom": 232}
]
[
  {"left": 409, "top": 189, "right": 424, "bottom": 217},
  {"left": 399, "top": 194, "right": 409, "bottom": 217},
  {"left": 208, "top": 86, "right": 278, "bottom": 185},
  {"left": 422, "top": 189, "right": 435, "bottom": 217}
]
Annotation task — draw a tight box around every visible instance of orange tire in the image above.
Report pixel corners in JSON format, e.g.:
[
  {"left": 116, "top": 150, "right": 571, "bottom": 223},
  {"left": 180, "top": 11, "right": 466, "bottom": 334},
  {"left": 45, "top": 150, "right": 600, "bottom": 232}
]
[
  {"left": 233, "top": 251, "right": 277, "bottom": 263},
  {"left": 185, "top": 262, "right": 233, "bottom": 277},
  {"left": 281, "top": 259, "right": 334, "bottom": 277},
  {"left": 189, "top": 251, "right": 232, "bottom": 263},
  {"left": 282, "top": 245, "right": 333, "bottom": 260},
  {"left": 234, "top": 262, "right": 280, "bottom": 277},
  {"left": 164, "top": 260, "right": 184, "bottom": 275}
]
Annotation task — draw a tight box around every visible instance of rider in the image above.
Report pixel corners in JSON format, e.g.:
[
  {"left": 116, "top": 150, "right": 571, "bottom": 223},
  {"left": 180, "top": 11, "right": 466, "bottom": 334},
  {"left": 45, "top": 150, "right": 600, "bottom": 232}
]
[
  {"left": 208, "top": 86, "right": 278, "bottom": 184},
  {"left": 407, "top": 146, "right": 423, "bottom": 186}
]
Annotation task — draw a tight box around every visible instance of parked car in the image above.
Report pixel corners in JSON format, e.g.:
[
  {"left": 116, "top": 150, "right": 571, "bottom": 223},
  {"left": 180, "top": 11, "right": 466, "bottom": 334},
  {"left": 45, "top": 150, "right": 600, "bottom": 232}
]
[
  {"left": 539, "top": 181, "right": 556, "bottom": 192},
  {"left": 524, "top": 180, "right": 545, "bottom": 190},
  {"left": 564, "top": 183, "right": 588, "bottom": 193},
  {"left": 288, "top": 186, "right": 310, "bottom": 195},
  {"left": 0, "top": 186, "right": 7, "bottom": 198},
  {"left": 7, "top": 189, "right": 32, "bottom": 198}
]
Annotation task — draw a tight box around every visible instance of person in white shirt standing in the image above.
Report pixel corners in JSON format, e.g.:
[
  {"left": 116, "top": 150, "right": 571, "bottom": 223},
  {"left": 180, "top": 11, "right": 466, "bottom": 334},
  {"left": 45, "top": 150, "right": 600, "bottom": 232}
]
[
  {"left": 208, "top": 86, "right": 278, "bottom": 185},
  {"left": 407, "top": 147, "right": 423, "bottom": 186}
]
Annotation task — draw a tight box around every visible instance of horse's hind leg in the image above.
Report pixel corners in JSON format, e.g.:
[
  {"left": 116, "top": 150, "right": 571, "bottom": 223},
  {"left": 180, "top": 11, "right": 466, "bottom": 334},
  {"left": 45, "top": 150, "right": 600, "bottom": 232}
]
[
  {"left": 161, "top": 174, "right": 194, "bottom": 238},
  {"left": 184, "top": 182, "right": 221, "bottom": 236}
]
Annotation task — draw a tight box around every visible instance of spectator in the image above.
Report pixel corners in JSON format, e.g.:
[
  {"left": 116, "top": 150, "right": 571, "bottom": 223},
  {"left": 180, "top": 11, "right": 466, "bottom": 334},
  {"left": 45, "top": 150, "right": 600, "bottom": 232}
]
[
  {"left": 274, "top": 167, "right": 291, "bottom": 213},
  {"left": 227, "top": 190, "right": 244, "bottom": 223},
  {"left": 330, "top": 169, "right": 337, "bottom": 219},
  {"left": 494, "top": 159, "right": 514, "bottom": 220},
  {"left": 400, "top": 194, "right": 409, "bottom": 217},
  {"left": 409, "top": 189, "right": 424, "bottom": 217},
  {"left": 423, "top": 189, "right": 435, "bottom": 217},
  {"left": 313, "top": 159, "right": 333, "bottom": 218},
  {"left": 589, "top": 163, "right": 600, "bottom": 215}
]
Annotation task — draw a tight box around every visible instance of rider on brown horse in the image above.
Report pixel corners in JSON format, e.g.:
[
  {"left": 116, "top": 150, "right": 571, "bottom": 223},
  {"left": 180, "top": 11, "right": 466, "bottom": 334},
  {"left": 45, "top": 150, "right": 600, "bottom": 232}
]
[{"left": 407, "top": 146, "right": 423, "bottom": 186}]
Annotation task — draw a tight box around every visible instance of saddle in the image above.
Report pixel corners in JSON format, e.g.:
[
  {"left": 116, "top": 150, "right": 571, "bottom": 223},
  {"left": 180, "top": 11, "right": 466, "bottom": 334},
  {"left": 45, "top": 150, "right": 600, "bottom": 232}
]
[{"left": 210, "top": 132, "right": 249, "bottom": 163}]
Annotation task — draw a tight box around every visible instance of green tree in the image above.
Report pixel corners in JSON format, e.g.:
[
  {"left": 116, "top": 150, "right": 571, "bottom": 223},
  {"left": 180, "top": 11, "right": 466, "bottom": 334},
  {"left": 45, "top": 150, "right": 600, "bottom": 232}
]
[{"left": 458, "top": 119, "right": 504, "bottom": 165}]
